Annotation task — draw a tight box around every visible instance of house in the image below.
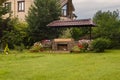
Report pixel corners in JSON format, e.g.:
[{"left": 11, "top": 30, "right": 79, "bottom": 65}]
[{"left": 4, "top": 0, "right": 75, "bottom": 21}]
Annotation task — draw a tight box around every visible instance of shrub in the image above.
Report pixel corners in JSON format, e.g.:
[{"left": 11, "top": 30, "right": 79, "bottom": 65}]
[
  {"left": 41, "top": 40, "right": 52, "bottom": 51},
  {"left": 30, "top": 42, "right": 43, "bottom": 52},
  {"left": 4, "top": 44, "right": 10, "bottom": 54},
  {"left": 14, "top": 43, "right": 25, "bottom": 52},
  {"left": 92, "top": 38, "right": 111, "bottom": 52},
  {"left": 71, "top": 46, "right": 80, "bottom": 53},
  {"left": 78, "top": 39, "right": 92, "bottom": 52},
  {"left": 81, "top": 42, "right": 89, "bottom": 52}
]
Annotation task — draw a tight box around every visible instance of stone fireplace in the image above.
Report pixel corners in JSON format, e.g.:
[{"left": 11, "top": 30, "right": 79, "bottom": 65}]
[{"left": 52, "top": 39, "right": 74, "bottom": 51}]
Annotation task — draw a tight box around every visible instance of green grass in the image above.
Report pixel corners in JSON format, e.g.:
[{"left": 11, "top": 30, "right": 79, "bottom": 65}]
[{"left": 0, "top": 50, "right": 120, "bottom": 80}]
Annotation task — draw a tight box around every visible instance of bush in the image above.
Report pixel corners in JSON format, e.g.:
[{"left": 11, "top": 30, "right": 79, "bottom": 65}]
[
  {"left": 78, "top": 39, "right": 92, "bottom": 52},
  {"left": 4, "top": 44, "right": 10, "bottom": 54},
  {"left": 14, "top": 43, "right": 25, "bottom": 52},
  {"left": 41, "top": 40, "right": 52, "bottom": 51},
  {"left": 80, "top": 42, "right": 89, "bottom": 52},
  {"left": 92, "top": 38, "right": 111, "bottom": 52},
  {"left": 71, "top": 46, "right": 80, "bottom": 53},
  {"left": 30, "top": 42, "right": 43, "bottom": 52}
]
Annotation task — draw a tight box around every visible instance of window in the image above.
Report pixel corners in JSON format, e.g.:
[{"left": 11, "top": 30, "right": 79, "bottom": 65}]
[
  {"left": 18, "top": 1, "right": 25, "bottom": 12},
  {"left": 5, "top": 2, "right": 11, "bottom": 11},
  {"left": 61, "top": 5, "right": 67, "bottom": 16}
]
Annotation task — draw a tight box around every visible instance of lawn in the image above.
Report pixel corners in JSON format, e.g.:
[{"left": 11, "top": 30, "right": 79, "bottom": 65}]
[{"left": 0, "top": 50, "right": 120, "bottom": 80}]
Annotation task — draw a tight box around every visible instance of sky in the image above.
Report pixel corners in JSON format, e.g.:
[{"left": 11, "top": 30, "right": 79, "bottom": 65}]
[{"left": 72, "top": 0, "right": 120, "bottom": 19}]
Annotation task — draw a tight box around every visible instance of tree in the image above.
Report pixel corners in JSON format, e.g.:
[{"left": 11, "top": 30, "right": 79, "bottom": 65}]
[
  {"left": 0, "top": 1, "right": 28, "bottom": 49},
  {"left": 93, "top": 10, "right": 120, "bottom": 48},
  {"left": 26, "top": 0, "right": 62, "bottom": 44},
  {"left": 0, "top": 0, "right": 9, "bottom": 49},
  {"left": 0, "top": 0, "right": 7, "bottom": 5},
  {"left": 2, "top": 18, "right": 28, "bottom": 49},
  {"left": 0, "top": 0, "right": 8, "bottom": 20}
]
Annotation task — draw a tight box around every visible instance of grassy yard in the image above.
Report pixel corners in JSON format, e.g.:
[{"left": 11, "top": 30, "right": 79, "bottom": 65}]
[{"left": 0, "top": 50, "right": 120, "bottom": 80}]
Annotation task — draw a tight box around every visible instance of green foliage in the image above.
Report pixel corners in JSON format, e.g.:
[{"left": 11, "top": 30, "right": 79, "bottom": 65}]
[
  {"left": 26, "top": 0, "right": 62, "bottom": 44},
  {"left": 71, "top": 27, "right": 90, "bottom": 40},
  {"left": 0, "top": 6, "right": 8, "bottom": 18},
  {"left": 14, "top": 43, "right": 25, "bottom": 52},
  {"left": 1, "top": 18, "right": 28, "bottom": 49},
  {"left": 71, "top": 46, "right": 80, "bottom": 52},
  {"left": 4, "top": 44, "right": 9, "bottom": 54},
  {"left": 0, "top": 0, "right": 9, "bottom": 40},
  {"left": 0, "top": 0, "right": 11, "bottom": 14},
  {"left": 92, "top": 38, "right": 111, "bottom": 52},
  {"left": 60, "top": 27, "right": 90, "bottom": 40},
  {"left": 93, "top": 10, "right": 120, "bottom": 48},
  {"left": 81, "top": 42, "right": 89, "bottom": 52},
  {"left": 30, "top": 42, "right": 43, "bottom": 52},
  {"left": 78, "top": 40, "right": 92, "bottom": 52},
  {"left": 59, "top": 28, "right": 72, "bottom": 38},
  {"left": 0, "top": 1, "right": 28, "bottom": 50},
  {"left": 0, "top": 0, "right": 7, "bottom": 5}
]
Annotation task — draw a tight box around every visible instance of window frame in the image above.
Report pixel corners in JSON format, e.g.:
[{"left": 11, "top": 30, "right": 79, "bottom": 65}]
[
  {"left": 61, "top": 5, "right": 67, "bottom": 17},
  {"left": 18, "top": 1, "right": 25, "bottom": 12},
  {"left": 5, "top": 2, "right": 11, "bottom": 12}
]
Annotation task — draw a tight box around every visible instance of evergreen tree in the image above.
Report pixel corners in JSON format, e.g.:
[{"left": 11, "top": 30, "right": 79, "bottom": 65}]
[{"left": 26, "top": 0, "right": 61, "bottom": 44}]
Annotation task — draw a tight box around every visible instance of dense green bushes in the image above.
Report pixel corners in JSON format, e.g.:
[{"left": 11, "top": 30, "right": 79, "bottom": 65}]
[
  {"left": 93, "top": 10, "right": 120, "bottom": 48},
  {"left": 30, "top": 42, "right": 43, "bottom": 52},
  {"left": 1, "top": 18, "right": 28, "bottom": 49},
  {"left": 92, "top": 38, "right": 111, "bottom": 52}
]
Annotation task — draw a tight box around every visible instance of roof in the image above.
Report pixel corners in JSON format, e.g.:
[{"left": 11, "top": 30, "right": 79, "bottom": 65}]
[
  {"left": 47, "top": 19, "right": 96, "bottom": 28},
  {"left": 60, "top": 0, "right": 75, "bottom": 11},
  {"left": 60, "top": 0, "right": 68, "bottom": 6}
]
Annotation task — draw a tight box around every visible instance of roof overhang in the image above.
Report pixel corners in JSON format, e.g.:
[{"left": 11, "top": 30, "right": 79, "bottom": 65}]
[{"left": 47, "top": 19, "right": 96, "bottom": 28}]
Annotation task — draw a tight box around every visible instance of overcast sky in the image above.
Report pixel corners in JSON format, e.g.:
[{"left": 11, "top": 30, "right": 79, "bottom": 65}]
[{"left": 73, "top": 0, "right": 120, "bottom": 19}]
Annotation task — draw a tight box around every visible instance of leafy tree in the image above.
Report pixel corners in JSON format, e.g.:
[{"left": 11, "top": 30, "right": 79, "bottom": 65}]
[
  {"left": 0, "top": 0, "right": 9, "bottom": 49},
  {"left": 0, "top": 0, "right": 26, "bottom": 49},
  {"left": 0, "top": 0, "right": 8, "bottom": 21},
  {"left": 93, "top": 10, "right": 120, "bottom": 48},
  {"left": 0, "top": 0, "right": 7, "bottom": 5},
  {"left": 26, "top": 0, "right": 62, "bottom": 44},
  {"left": 2, "top": 18, "right": 28, "bottom": 48}
]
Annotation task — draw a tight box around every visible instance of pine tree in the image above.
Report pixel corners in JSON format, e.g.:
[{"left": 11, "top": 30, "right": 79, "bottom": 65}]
[{"left": 26, "top": 0, "right": 62, "bottom": 44}]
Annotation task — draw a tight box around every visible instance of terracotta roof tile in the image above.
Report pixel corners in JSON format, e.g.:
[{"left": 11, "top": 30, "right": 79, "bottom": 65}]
[{"left": 47, "top": 19, "right": 96, "bottom": 27}]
